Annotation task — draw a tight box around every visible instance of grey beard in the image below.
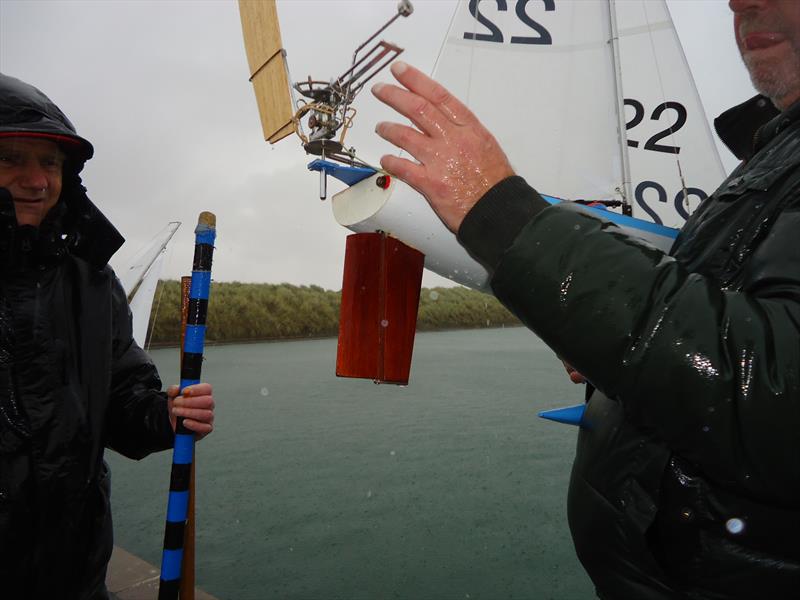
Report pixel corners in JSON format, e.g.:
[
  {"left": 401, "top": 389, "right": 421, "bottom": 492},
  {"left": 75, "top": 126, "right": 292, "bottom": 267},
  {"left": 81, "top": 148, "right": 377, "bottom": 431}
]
[{"left": 743, "top": 51, "right": 800, "bottom": 110}]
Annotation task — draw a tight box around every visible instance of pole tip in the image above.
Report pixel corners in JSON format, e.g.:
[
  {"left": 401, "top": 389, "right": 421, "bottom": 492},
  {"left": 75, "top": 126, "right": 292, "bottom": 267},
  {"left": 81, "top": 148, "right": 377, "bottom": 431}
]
[{"left": 197, "top": 211, "right": 216, "bottom": 229}]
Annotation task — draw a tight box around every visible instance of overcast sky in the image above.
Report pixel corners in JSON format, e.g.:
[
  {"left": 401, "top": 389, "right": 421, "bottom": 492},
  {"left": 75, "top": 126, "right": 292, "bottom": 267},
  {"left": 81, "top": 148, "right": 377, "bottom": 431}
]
[{"left": 0, "top": 0, "right": 755, "bottom": 290}]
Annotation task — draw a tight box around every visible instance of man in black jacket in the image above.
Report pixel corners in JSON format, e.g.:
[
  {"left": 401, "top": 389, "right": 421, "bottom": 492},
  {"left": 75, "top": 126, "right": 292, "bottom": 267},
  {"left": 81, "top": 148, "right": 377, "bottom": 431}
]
[
  {"left": 0, "top": 73, "right": 215, "bottom": 598},
  {"left": 372, "top": 0, "right": 800, "bottom": 597}
]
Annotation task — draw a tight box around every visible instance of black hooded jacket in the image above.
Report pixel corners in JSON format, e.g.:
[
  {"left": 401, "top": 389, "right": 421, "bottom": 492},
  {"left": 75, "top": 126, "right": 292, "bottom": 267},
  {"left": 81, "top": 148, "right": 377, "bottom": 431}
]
[
  {"left": 0, "top": 74, "right": 174, "bottom": 599},
  {"left": 458, "top": 95, "right": 800, "bottom": 599}
]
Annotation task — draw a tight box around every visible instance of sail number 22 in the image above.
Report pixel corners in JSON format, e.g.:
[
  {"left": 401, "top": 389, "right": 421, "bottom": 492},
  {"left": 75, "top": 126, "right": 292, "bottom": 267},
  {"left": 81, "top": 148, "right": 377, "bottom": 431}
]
[{"left": 464, "top": 0, "right": 555, "bottom": 45}]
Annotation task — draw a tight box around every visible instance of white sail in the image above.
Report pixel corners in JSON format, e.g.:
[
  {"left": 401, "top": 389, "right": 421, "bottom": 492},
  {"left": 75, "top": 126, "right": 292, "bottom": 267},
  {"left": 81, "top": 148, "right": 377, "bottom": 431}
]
[
  {"left": 616, "top": 0, "right": 726, "bottom": 227},
  {"left": 128, "top": 251, "right": 166, "bottom": 346},
  {"left": 331, "top": 0, "right": 723, "bottom": 289},
  {"left": 118, "top": 222, "right": 181, "bottom": 346}
]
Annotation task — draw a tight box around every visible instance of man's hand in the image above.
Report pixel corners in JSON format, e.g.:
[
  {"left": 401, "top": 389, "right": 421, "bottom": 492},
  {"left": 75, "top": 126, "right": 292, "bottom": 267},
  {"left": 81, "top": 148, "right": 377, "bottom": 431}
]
[
  {"left": 562, "top": 361, "right": 587, "bottom": 385},
  {"left": 167, "top": 383, "right": 214, "bottom": 440},
  {"left": 372, "top": 61, "right": 514, "bottom": 233}
]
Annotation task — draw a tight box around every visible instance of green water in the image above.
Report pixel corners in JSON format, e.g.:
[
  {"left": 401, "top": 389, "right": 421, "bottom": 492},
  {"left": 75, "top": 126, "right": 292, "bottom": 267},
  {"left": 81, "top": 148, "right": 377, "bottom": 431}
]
[{"left": 107, "top": 327, "right": 595, "bottom": 599}]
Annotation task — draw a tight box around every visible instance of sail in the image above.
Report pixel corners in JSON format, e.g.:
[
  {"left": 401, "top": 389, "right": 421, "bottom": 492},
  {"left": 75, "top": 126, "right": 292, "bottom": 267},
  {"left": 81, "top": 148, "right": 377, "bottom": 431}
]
[
  {"left": 238, "top": 0, "right": 296, "bottom": 143},
  {"left": 128, "top": 252, "right": 166, "bottom": 346},
  {"left": 118, "top": 222, "right": 181, "bottom": 346},
  {"left": 331, "top": 0, "right": 724, "bottom": 289},
  {"left": 615, "top": 0, "right": 726, "bottom": 227}
]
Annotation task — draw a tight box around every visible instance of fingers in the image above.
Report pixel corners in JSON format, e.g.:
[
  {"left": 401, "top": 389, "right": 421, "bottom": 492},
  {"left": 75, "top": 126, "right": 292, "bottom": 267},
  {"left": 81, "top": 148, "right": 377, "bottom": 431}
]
[
  {"left": 167, "top": 384, "right": 180, "bottom": 399},
  {"left": 378, "top": 154, "right": 427, "bottom": 194},
  {"left": 173, "top": 406, "right": 214, "bottom": 424},
  {"left": 172, "top": 393, "right": 214, "bottom": 411},
  {"left": 569, "top": 371, "right": 586, "bottom": 384},
  {"left": 170, "top": 383, "right": 215, "bottom": 438},
  {"left": 182, "top": 383, "right": 212, "bottom": 397},
  {"left": 389, "top": 61, "right": 475, "bottom": 126},
  {"left": 181, "top": 418, "right": 213, "bottom": 438},
  {"left": 375, "top": 121, "right": 430, "bottom": 162},
  {"left": 372, "top": 82, "right": 447, "bottom": 138},
  {"left": 562, "top": 361, "right": 586, "bottom": 385}
]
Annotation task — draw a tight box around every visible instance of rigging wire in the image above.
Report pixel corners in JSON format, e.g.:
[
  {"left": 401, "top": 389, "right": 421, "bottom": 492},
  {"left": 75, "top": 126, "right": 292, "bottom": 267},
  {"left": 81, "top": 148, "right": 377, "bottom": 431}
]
[{"left": 641, "top": 0, "right": 690, "bottom": 212}]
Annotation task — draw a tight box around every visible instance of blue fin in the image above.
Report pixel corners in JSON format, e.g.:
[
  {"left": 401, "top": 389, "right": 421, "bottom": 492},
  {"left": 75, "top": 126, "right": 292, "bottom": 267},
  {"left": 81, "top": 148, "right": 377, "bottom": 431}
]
[
  {"left": 538, "top": 403, "right": 586, "bottom": 426},
  {"left": 308, "top": 159, "right": 376, "bottom": 186}
]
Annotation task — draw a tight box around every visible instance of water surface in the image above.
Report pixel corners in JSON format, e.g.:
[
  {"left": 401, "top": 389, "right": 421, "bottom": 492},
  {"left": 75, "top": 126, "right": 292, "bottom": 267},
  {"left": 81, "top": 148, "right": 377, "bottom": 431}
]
[{"left": 108, "top": 327, "right": 595, "bottom": 599}]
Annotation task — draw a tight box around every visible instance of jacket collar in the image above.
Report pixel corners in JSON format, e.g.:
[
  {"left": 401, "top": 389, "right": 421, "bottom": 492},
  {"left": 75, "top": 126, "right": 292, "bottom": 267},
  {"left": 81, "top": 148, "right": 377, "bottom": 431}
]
[
  {"left": 60, "top": 172, "right": 125, "bottom": 269},
  {"left": 715, "top": 95, "right": 800, "bottom": 162},
  {"left": 0, "top": 174, "right": 124, "bottom": 271}
]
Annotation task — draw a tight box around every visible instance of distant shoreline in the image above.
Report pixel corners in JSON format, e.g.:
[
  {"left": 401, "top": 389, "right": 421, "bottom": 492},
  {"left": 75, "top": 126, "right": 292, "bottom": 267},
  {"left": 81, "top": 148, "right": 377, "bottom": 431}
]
[{"left": 147, "top": 281, "right": 521, "bottom": 347}]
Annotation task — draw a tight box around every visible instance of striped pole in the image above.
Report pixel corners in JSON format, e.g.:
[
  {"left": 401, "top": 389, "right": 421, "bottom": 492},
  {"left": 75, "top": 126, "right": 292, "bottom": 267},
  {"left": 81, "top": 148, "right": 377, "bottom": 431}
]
[{"left": 158, "top": 212, "right": 216, "bottom": 600}]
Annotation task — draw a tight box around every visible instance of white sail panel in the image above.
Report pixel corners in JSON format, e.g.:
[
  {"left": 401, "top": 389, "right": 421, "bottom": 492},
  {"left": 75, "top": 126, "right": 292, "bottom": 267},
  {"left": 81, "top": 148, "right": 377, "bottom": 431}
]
[
  {"left": 331, "top": 0, "right": 726, "bottom": 290},
  {"left": 616, "top": 0, "right": 726, "bottom": 227},
  {"left": 434, "top": 0, "right": 622, "bottom": 201},
  {"left": 334, "top": 0, "right": 625, "bottom": 289},
  {"left": 128, "top": 252, "right": 166, "bottom": 346},
  {"left": 117, "top": 221, "right": 180, "bottom": 346},
  {"left": 118, "top": 222, "right": 181, "bottom": 297}
]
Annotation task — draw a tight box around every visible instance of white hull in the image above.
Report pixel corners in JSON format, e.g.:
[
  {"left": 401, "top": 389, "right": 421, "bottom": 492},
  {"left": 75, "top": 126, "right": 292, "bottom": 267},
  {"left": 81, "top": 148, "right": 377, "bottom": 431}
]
[{"left": 332, "top": 175, "right": 677, "bottom": 291}]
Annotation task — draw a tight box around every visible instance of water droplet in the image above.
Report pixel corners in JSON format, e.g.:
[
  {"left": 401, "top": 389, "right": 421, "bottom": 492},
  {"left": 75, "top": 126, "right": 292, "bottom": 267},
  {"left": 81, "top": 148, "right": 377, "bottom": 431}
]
[
  {"left": 381, "top": 319, "right": 389, "bottom": 327},
  {"left": 702, "top": 425, "right": 710, "bottom": 433},
  {"left": 726, "top": 517, "right": 745, "bottom": 535},
  {"left": 429, "top": 291, "right": 440, "bottom": 301},
  {"left": 707, "top": 406, "right": 716, "bottom": 413},
  {"left": 366, "top": 490, "right": 373, "bottom": 498},
  {"left": 389, "top": 450, "right": 396, "bottom": 456},
  {"left": 574, "top": 224, "right": 581, "bottom": 230},
  {"left": 680, "top": 507, "right": 693, "bottom": 521},
  {"left": 260, "top": 387, "right": 269, "bottom": 396}
]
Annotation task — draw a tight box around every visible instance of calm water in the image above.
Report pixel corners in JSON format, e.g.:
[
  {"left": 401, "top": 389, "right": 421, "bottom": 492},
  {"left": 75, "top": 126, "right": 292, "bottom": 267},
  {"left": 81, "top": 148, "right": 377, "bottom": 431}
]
[{"left": 107, "top": 327, "right": 595, "bottom": 599}]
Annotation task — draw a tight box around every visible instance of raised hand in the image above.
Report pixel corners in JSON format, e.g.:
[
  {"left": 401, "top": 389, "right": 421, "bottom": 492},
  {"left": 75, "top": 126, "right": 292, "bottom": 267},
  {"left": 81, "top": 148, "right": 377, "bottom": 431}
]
[{"left": 372, "top": 61, "right": 515, "bottom": 233}]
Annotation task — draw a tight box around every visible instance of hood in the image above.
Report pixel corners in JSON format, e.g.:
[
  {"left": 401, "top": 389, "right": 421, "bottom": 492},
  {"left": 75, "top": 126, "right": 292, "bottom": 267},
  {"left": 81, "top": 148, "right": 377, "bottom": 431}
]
[
  {"left": 0, "top": 73, "right": 123, "bottom": 267},
  {"left": 0, "top": 72, "right": 93, "bottom": 166}
]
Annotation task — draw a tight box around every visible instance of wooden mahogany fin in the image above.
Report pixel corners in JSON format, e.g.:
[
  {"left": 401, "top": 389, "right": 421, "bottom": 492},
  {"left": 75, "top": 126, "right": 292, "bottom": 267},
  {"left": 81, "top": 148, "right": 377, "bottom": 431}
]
[{"left": 336, "top": 232, "right": 424, "bottom": 385}]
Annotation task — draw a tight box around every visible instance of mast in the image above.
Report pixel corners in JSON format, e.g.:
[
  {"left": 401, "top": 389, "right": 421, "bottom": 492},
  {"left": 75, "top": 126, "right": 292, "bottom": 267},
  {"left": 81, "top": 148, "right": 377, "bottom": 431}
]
[{"left": 607, "top": 0, "right": 633, "bottom": 216}]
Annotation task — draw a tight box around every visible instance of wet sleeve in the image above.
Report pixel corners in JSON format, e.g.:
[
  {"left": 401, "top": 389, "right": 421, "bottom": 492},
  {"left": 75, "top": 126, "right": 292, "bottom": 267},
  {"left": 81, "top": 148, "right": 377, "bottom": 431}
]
[
  {"left": 106, "top": 275, "right": 174, "bottom": 459},
  {"left": 489, "top": 201, "right": 800, "bottom": 504},
  {"left": 457, "top": 176, "right": 550, "bottom": 272}
]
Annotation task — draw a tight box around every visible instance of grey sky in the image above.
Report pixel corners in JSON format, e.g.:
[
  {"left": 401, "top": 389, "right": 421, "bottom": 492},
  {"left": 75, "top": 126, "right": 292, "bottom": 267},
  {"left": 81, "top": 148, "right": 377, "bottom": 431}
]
[{"left": 0, "top": 0, "right": 754, "bottom": 290}]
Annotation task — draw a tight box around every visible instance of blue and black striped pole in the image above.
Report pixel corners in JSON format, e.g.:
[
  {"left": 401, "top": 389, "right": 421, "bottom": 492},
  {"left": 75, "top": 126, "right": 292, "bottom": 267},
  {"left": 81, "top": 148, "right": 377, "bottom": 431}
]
[{"left": 158, "top": 211, "right": 216, "bottom": 600}]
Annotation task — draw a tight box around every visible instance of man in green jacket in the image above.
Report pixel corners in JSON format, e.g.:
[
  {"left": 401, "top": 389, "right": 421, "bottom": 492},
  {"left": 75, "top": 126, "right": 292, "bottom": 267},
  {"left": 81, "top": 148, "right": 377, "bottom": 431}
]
[{"left": 372, "top": 0, "right": 800, "bottom": 597}]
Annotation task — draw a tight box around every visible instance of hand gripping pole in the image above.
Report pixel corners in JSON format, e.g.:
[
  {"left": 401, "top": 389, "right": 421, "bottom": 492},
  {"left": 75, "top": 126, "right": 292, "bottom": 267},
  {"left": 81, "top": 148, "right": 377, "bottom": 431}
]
[{"left": 158, "top": 212, "right": 217, "bottom": 600}]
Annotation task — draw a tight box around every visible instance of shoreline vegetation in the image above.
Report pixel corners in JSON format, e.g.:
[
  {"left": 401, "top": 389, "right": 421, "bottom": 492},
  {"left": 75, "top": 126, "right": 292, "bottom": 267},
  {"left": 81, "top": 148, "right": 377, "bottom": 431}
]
[{"left": 146, "top": 280, "right": 521, "bottom": 347}]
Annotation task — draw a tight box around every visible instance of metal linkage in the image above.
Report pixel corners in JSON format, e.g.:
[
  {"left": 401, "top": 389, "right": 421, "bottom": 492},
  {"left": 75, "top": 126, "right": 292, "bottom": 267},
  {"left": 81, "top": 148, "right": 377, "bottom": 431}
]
[{"left": 291, "top": 0, "right": 414, "bottom": 176}]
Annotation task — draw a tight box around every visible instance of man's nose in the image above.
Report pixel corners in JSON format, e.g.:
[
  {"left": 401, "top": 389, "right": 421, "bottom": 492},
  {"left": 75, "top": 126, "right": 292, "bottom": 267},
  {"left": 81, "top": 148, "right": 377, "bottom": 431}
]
[
  {"left": 729, "top": 0, "right": 768, "bottom": 14},
  {"left": 19, "top": 162, "right": 49, "bottom": 191}
]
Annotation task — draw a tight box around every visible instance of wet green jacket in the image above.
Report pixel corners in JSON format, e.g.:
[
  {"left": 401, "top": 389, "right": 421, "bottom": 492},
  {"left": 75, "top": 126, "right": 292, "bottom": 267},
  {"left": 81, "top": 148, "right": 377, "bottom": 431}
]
[{"left": 458, "top": 95, "right": 800, "bottom": 599}]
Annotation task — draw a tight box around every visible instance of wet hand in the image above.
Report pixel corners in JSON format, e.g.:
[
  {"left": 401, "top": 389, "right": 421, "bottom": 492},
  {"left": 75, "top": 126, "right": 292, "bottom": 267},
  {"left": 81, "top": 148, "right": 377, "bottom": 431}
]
[
  {"left": 372, "top": 61, "right": 514, "bottom": 233},
  {"left": 168, "top": 383, "right": 215, "bottom": 440}
]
